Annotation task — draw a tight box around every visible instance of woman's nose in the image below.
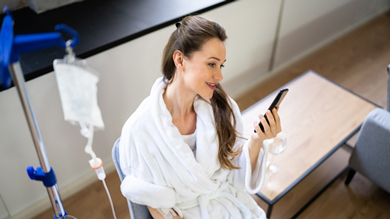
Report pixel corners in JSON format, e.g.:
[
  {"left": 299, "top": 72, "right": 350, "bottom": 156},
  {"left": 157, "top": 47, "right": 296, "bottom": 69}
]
[{"left": 215, "top": 68, "right": 223, "bottom": 81}]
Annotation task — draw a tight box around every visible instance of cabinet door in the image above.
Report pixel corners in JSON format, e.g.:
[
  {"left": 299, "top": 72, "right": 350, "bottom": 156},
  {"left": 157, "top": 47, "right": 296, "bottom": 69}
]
[{"left": 0, "top": 195, "right": 9, "bottom": 219}]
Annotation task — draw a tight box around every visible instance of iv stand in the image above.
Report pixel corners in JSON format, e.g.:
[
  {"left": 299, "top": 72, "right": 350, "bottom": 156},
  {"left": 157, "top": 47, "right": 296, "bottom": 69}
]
[
  {"left": 0, "top": 8, "right": 79, "bottom": 218},
  {"left": 9, "top": 62, "right": 66, "bottom": 217}
]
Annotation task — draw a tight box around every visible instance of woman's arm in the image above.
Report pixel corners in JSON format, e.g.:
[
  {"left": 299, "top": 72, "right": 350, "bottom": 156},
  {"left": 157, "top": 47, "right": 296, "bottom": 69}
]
[
  {"left": 147, "top": 206, "right": 182, "bottom": 219},
  {"left": 249, "top": 108, "right": 281, "bottom": 172}
]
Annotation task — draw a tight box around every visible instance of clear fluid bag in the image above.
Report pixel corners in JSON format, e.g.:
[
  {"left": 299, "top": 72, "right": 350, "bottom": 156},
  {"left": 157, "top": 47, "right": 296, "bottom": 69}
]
[{"left": 53, "top": 55, "right": 104, "bottom": 129}]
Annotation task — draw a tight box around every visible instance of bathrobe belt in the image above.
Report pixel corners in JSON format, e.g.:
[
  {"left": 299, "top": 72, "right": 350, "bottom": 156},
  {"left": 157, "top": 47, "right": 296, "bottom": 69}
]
[{"left": 173, "top": 181, "right": 251, "bottom": 218}]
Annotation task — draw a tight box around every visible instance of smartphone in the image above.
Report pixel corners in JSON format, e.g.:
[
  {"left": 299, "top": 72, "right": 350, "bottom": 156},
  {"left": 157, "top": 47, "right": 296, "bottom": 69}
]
[{"left": 255, "top": 88, "right": 289, "bottom": 133}]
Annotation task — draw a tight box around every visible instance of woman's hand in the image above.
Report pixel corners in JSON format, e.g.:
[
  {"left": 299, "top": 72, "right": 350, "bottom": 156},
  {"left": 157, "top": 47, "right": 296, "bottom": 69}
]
[
  {"left": 251, "top": 108, "right": 282, "bottom": 145},
  {"left": 248, "top": 108, "right": 282, "bottom": 172},
  {"left": 147, "top": 206, "right": 182, "bottom": 219}
]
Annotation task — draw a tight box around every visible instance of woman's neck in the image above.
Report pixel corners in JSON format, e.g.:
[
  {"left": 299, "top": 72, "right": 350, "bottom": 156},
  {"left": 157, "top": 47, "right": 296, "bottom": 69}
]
[{"left": 163, "top": 78, "right": 196, "bottom": 120}]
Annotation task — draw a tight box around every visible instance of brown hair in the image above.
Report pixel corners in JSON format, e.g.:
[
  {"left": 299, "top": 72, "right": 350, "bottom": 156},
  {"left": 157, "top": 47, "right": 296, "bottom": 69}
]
[{"left": 161, "top": 15, "right": 242, "bottom": 170}]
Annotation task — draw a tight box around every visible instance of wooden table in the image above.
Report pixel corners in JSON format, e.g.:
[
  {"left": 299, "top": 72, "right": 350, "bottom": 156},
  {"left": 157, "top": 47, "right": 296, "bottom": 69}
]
[{"left": 241, "top": 71, "right": 377, "bottom": 218}]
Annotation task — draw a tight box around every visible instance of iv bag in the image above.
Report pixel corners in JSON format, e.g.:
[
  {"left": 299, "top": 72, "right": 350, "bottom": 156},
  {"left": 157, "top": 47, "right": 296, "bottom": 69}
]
[{"left": 53, "top": 58, "right": 104, "bottom": 129}]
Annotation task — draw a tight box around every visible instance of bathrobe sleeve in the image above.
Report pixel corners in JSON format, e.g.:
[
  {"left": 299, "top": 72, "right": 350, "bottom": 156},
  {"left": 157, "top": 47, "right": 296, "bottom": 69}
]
[
  {"left": 119, "top": 98, "right": 177, "bottom": 209},
  {"left": 228, "top": 97, "right": 269, "bottom": 194}
]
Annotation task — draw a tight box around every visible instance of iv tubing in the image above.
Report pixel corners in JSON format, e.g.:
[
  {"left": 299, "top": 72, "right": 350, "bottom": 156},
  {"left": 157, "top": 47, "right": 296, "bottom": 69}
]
[
  {"left": 81, "top": 122, "right": 98, "bottom": 162},
  {"left": 102, "top": 179, "right": 117, "bottom": 219},
  {"left": 83, "top": 122, "right": 117, "bottom": 219}
]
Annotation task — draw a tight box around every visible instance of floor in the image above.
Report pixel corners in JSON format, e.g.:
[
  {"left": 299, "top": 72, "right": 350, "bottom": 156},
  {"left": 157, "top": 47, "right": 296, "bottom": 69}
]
[{"left": 32, "top": 10, "right": 390, "bottom": 219}]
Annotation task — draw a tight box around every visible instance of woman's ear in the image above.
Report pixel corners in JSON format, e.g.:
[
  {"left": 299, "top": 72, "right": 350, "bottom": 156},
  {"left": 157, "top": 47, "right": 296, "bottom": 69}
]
[{"left": 173, "top": 50, "right": 184, "bottom": 71}]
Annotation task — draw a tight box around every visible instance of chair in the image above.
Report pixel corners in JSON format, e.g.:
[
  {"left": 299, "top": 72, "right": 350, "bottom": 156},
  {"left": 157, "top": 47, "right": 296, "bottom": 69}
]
[
  {"left": 345, "top": 66, "right": 390, "bottom": 194},
  {"left": 112, "top": 138, "right": 153, "bottom": 219}
]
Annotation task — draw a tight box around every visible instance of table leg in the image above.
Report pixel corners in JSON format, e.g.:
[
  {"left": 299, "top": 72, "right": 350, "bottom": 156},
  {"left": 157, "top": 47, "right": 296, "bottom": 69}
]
[{"left": 267, "top": 204, "right": 273, "bottom": 219}]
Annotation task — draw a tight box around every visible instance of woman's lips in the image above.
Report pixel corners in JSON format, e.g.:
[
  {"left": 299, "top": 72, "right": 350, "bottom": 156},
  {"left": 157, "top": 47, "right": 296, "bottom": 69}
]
[
  {"left": 207, "top": 83, "right": 216, "bottom": 90},
  {"left": 206, "top": 82, "right": 217, "bottom": 91}
]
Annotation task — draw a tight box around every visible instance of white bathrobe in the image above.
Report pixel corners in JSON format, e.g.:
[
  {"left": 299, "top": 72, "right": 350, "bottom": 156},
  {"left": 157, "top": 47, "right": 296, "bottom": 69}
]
[{"left": 119, "top": 77, "right": 268, "bottom": 219}]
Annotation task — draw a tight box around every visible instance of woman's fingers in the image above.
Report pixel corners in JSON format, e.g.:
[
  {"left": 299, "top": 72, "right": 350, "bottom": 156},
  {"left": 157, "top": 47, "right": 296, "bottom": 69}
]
[
  {"left": 254, "top": 115, "right": 267, "bottom": 135},
  {"left": 257, "top": 114, "right": 273, "bottom": 138},
  {"left": 262, "top": 117, "right": 271, "bottom": 134},
  {"left": 272, "top": 108, "right": 282, "bottom": 133},
  {"left": 253, "top": 110, "right": 282, "bottom": 141},
  {"left": 262, "top": 109, "right": 281, "bottom": 137},
  {"left": 266, "top": 110, "right": 276, "bottom": 132},
  {"left": 253, "top": 121, "right": 262, "bottom": 136}
]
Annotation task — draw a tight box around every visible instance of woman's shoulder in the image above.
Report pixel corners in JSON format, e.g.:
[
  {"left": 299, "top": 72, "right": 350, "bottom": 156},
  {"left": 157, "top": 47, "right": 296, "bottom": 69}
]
[
  {"left": 122, "top": 97, "right": 153, "bottom": 135},
  {"left": 119, "top": 96, "right": 156, "bottom": 167}
]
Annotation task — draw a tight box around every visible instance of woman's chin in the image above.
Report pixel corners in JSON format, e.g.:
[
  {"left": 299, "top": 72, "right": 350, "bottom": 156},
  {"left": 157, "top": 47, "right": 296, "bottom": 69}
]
[{"left": 198, "top": 92, "right": 214, "bottom": 100}]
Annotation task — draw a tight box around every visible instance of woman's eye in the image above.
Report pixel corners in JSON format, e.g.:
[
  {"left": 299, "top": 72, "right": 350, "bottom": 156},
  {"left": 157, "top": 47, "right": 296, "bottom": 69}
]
[
  {"left": 208, "top": 63, "right": 216, "bottom": 67},
  {"left": 220, "top": 64, "right": 225, "bottom": 68}
]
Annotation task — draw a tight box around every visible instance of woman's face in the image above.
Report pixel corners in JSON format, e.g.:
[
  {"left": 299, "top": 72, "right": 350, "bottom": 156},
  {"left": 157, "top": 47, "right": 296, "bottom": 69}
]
[{"left": 182, "top": 38, "right": 226, "bottom": 100}]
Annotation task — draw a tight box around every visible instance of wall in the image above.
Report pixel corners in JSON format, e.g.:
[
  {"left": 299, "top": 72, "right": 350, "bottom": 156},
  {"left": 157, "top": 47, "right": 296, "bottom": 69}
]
[
  {"left": 0, "top": 1, "right": 22, "bottom": 11},
  {"left": 0, "top": 197, "right": 8, "bottom": 219},
  {"left": 274, "top": 0, "right": 390, "bottom": 69},
  {"left": 0, "top": 0, "right": 389, "bottom": 218}
]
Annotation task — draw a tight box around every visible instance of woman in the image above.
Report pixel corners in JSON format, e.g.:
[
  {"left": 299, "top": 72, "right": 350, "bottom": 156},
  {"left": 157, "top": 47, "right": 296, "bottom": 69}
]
[{"left": 119, "top": 15, "right": 281, "bottom": 219}]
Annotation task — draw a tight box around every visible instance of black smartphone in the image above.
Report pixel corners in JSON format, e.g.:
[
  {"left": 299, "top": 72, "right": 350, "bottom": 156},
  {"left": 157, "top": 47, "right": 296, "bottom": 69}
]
[{"left": 255, "top": 88, "right": 289, "bottom": 133}]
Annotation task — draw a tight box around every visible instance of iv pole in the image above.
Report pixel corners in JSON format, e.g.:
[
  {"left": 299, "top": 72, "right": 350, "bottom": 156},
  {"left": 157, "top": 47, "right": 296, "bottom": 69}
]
[
  {"left": 11, "top": 62, "right": 66, "bottom": 217},
  {"left": 0, "top": 8, "right": 79, "bottom": 218}
]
